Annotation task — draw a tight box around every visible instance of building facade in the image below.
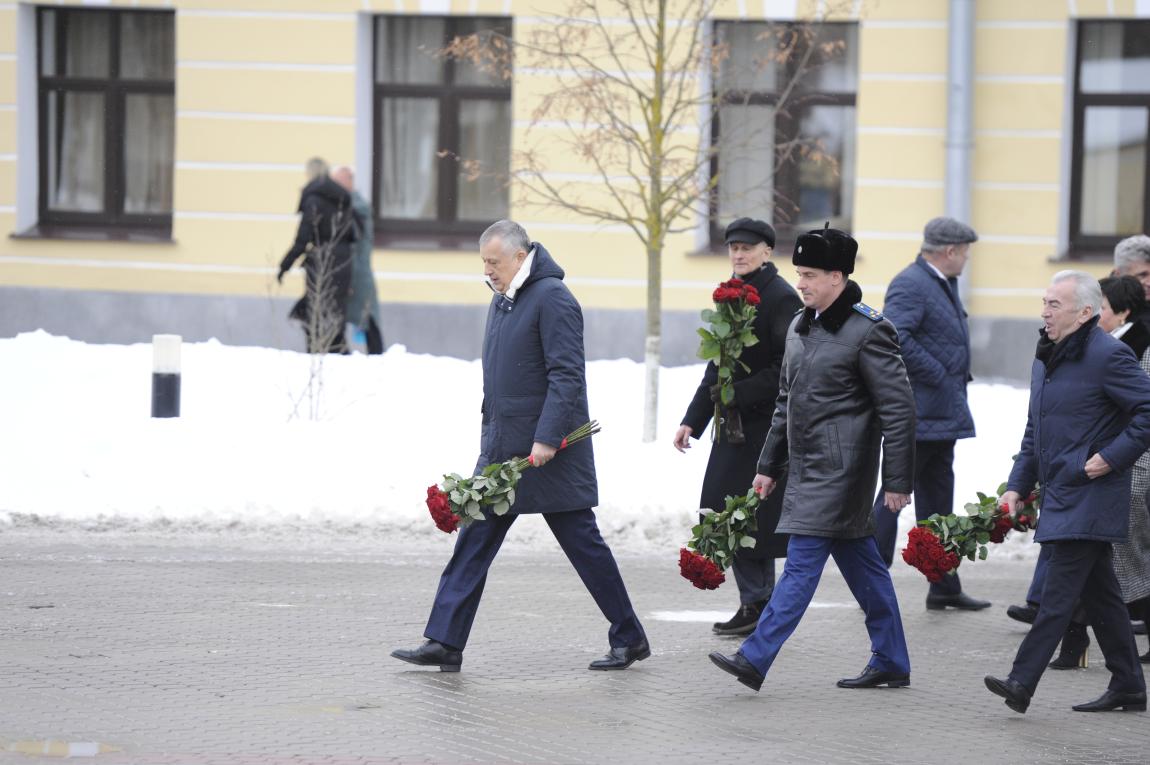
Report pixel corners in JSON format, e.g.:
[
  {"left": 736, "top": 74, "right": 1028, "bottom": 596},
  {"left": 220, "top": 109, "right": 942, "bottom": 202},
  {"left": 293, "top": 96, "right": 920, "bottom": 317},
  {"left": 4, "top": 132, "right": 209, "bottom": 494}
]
[{"left": 1, "top": 0, "right": 1148, "bottom": 381}]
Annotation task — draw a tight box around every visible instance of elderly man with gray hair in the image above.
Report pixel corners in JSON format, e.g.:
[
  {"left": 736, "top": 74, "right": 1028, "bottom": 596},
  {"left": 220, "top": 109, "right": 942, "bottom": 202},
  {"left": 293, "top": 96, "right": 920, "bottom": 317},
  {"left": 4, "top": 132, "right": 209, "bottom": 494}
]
[
  {"left": 870, "top": 216, "right": 990, "bottom": 611},
  {"left": 391, "top": 220, "right": 649, "bottom": 674},
  {"left": 986, "top": 270, "right": 1150, "bottom": 715},
  {"left": 1115, "top": 235, "right": 1150, "bottom": 301}
]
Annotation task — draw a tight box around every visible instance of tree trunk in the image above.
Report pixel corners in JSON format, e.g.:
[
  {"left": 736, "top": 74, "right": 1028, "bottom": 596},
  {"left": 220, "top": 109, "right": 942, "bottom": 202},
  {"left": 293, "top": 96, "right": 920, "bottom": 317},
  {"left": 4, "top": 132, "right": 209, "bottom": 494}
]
[{"left": 642, "top": 242, "right": 661, "bottom": 442}]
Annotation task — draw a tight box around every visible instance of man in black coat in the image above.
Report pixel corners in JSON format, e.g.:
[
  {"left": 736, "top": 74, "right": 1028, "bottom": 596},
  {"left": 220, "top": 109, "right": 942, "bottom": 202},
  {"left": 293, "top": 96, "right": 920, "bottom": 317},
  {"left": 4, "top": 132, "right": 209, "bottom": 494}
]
[
  {"left": 390, "top": 220, "right": 648, "bottom": 673},
  {"left": 674, "top": 218, "right": 802, "bottom": 635},
  {"left": 277, "top": 162, "right": 357, "bottom": 354},
  {"left": 709, "top": 226, "right": 917, "bottom": 693}
]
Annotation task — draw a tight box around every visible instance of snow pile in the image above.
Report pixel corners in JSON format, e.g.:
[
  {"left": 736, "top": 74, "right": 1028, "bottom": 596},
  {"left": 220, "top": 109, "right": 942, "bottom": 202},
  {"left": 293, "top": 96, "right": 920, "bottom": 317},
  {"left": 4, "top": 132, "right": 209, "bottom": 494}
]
[{"left": 0, "top": 331, "right": 1035, "bottom": 557}]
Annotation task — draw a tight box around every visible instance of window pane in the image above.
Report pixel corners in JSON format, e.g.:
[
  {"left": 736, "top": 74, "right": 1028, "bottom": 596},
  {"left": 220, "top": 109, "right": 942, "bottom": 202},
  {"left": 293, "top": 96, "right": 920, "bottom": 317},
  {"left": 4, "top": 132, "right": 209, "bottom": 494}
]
[
  {"left": 124, "top": 94, "right": 175, "bottom": 214},
  {"left": 799, "top": 24, "right": 858, "bottom": 93},
  {"left": 1080, "top": 21, "right": 1150, "bottom": 95},
  {"left": 718, "top": 104, "right": 775, "bottom": 222},
  {"left": 457, "top": 100, "right": 511, "bottom": 220},
  {"left": 41, "top": 10, "right": 111, "bottom": 78},
  {"left": 121, "top": 13, "right": 175, "bottom": 80},
  {"left": 794, "top": 105, "right": 855, "bottom": 231},
  {"left": 46, "top": 90, "right": 105, "bottom": 212},
  {"left": 375, "top": 16, "right": 444, "bottom": 85},
  {"left": 451, "top": 18, "right": 512, "bottom": 87},
  {"left": 716, "top": 22, "right": 778, "bottom": 92},
  {"left": 1080, "top": 106, "right": 1147, "bottom": 236},
  {"left": 378, "top": 98, "right": 439, "bottom": 219}
]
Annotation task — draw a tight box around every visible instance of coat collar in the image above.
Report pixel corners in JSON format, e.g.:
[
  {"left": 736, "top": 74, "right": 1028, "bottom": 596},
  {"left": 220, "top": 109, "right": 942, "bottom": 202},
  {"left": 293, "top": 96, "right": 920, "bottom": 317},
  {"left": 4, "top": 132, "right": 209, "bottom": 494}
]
[
  {"left": 1036, "top": 315, "right": 1099, "bottom": 372},
  {"left": 796, "top": 280, "right": 863, "bottom": 335}
]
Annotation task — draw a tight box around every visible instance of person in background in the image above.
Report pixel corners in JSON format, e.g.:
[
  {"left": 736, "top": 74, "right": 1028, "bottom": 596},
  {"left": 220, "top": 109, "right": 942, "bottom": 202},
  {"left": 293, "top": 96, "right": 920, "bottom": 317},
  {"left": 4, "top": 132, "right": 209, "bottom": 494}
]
[
  {"left": 331, "top": 166, "right": 384, "bottom": 355},
  {"left": 674, "top": 218, "right": 802, "bottom": 636},
  {"left": 278, "top": 157, "right": 357, "bottom": 354},
  {"left": 870, "top": 216, "right": 990, "bottom": 612}
]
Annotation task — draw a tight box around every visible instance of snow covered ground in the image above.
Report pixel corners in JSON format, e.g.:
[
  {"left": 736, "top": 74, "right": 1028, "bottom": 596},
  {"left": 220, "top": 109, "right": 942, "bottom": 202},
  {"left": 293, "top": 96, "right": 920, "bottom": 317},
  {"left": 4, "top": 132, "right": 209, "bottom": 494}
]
[{"left": 0, "top": 331, "right": 1036, "bottom": 559}]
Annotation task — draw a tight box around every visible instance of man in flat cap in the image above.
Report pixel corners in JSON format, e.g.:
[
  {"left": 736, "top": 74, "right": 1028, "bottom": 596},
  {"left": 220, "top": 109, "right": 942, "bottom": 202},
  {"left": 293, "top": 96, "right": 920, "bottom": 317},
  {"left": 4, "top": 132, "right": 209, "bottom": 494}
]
[
  {"left": 674, "top": 218, "right": 802, "bottom": 636},
  {"left": 709, "top": 226, "right": 917, "bottom": 693},
  {"left": 869, "top": 216, "right": 991, "bottom": 611}
]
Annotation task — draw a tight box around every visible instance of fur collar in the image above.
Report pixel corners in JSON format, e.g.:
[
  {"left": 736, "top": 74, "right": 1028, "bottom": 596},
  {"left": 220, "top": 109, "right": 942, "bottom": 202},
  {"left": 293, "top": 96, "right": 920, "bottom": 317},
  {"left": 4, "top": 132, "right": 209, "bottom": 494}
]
[
  {"left": 796, "top": 280, "right": 863, "bottom": 335},
  {"left": 1036, "top": 315, "right": 1099, "bottom": 372}
]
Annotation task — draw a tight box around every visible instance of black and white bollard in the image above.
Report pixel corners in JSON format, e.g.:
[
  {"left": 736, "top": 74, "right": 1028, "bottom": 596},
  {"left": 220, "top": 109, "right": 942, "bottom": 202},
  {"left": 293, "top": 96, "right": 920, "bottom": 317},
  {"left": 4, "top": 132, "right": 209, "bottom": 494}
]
[{"left": 151, "top": 334, "right": 181, "bottom": 418}]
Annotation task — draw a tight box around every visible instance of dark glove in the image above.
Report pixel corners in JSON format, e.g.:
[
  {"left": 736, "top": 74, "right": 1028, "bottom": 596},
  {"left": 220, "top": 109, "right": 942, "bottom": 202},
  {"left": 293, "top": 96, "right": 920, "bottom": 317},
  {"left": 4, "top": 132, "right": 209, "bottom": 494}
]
[
  {"left": 276, "top": 267, "right": 287, "bottom": 285},
  {"left": 709, "top": 384, "right": 722, "bottom": 404}
]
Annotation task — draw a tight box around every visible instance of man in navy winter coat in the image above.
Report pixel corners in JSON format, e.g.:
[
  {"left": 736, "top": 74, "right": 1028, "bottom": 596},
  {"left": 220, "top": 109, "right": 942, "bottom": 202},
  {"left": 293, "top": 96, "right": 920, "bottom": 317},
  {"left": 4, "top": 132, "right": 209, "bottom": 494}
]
[
  {"left": 870, "top": 216, "right": 990, "bottom": 611},
  {"left": 986, "top": 271, "right": 1150, "bottom": 715},
  {"left": 390, "top": 220, "right": 649, "bottom": 673}
]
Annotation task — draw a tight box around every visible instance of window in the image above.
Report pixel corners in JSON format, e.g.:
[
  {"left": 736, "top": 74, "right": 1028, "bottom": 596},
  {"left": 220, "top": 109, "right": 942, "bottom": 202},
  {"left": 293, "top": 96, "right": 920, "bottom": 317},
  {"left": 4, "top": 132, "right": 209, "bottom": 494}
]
[
  {"left": 36, "top": 8, "right": 175, "bottom": 236},
  {"left": 1070, "top": 20, "right": 1150, "bottom": 256},
  {"left": 373, "top": 15, "right": 512, "bottom": 247},
  {"left": 711, "top": 22, "right": 857, "bottom": 248}
]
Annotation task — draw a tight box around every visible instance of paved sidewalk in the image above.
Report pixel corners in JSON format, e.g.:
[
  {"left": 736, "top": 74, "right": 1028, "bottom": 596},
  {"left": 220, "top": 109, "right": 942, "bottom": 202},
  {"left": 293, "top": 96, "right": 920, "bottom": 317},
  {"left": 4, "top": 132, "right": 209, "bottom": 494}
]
[{"left": 0, "top": 528, "right": 1147, "bottom": 764}]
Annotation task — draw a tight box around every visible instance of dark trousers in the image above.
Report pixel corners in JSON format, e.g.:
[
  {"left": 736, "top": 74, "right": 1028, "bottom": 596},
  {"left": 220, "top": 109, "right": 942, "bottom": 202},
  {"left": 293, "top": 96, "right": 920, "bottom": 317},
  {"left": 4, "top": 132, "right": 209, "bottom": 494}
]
[
  {"left": 739, "top": 534, "right": 910, "bottom": 676},
  {"left": 872, "top": 439, "right": 962, "bottom": 596},
  {"left": 1026, "top": 544, "right": 1051, "bottom": 605},
  {"left": 732, "top": 556, "right": 775, "bottom": 605},
  {"left": 1009, "top": 540, "right": 1145, "bottom": 695},
  {"left": 424, "top": 509, "right": 647, "bottom": 651}
]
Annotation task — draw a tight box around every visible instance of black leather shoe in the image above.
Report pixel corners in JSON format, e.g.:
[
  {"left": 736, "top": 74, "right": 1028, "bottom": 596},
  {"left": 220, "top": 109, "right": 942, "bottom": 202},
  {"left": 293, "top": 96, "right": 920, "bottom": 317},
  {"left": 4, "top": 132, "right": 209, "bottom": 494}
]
[
  {"left": 927, "top": 592, "right": 992, "bottom": 611},
  {"left": 984, "top": 675, "right": 1031, "bottom": 714},
  {"left": 708, "top": 651, "right": 764, "bottom": 692},
  {"left": 712, "top": 600, "right": 766, "bottom": 636},
  {"left": 390, "top": 640, "right": 462, "bottom": 672},
  {"left": 588, "top": 641, "right": 650, "bottom": 670},
  {"left": 837, "top": 665, "right": 910, "bottom": 689},
  {"left": 1006, "top": 603, "right": 1038, "bottom": 624},
  {"left": 1072, "top": 689, "right": 1147, "bottom": 712}
]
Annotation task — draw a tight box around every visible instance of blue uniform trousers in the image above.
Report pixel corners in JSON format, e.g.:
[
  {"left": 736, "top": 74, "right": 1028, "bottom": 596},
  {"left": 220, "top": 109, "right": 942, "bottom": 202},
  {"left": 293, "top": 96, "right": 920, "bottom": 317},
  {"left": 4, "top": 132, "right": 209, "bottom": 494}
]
[
  {"left": 739, "top": 534, "right": 910, "bottom": 676},
  {"left": 872, "top": 439, "right": 962, "bottom": 596},
  {"left": 1009, "top": 541, "right": 1144, "bottom": 695},
  {"left": 424, "top": 508, "right": 647, "bottom": 651},
  {"left": 1025, "top": 544, "right": 1051, "bottom": 605}
]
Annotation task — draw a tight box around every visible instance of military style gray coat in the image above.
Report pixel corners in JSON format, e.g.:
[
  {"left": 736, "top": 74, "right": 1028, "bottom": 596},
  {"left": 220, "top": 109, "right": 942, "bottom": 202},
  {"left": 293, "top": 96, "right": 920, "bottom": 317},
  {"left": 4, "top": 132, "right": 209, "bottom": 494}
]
[
  {"left": 758, "top": 281, "right": 916, "bottom": 539},
  {"left": 476, "top": 242, "right": 598, "bottom": 514}
]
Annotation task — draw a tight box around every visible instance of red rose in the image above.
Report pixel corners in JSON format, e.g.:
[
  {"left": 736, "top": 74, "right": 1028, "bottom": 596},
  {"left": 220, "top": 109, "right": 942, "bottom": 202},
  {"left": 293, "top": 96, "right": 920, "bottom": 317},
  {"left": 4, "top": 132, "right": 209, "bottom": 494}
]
[
  {"left": 426, "top": 485, "right": 460, "bottom": 534},
  {"left": 727, "top": 278, "right": 744, "bottom": 287},
  {"left": 744, "top": 289, "right": 761, "bottom": 306},
  {"left": 679, "top": 548, "right": 726, "bottom": 590}
]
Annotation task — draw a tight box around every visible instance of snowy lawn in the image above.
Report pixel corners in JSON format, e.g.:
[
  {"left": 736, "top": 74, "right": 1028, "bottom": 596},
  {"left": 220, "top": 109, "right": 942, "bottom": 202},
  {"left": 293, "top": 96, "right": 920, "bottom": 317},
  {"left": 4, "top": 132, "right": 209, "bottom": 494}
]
[{"left": 0, "top": 331, "right": 1035, "bottom": 559}]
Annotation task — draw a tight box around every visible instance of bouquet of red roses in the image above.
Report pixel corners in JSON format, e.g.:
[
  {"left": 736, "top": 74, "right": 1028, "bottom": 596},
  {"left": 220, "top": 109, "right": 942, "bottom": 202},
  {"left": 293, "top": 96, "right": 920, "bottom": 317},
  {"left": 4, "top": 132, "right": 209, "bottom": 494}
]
[
  {"left": 680, "top": 487, "right": 760, "bottom": 589},
  {"left": 903, "top": 482, "right": 1039, "bottom": 582},
  {"left": 425, "top": 420, "right": 601, "bottom": 533},
  {"left": 696, "top": 278, "right": 760, "bottom": 442}
]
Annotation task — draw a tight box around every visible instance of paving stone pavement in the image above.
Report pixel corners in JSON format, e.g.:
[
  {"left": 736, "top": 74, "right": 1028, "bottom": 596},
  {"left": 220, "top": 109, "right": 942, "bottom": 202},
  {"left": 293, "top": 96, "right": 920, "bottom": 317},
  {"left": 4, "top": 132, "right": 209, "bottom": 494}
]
[{"left": 1, "top": 527, "right": 1148, "bottom": 765}]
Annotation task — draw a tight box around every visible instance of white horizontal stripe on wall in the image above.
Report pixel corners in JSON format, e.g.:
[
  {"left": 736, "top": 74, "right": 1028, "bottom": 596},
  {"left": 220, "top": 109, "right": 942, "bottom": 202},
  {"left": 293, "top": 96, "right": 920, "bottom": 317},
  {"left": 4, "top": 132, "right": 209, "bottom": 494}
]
[
  {"left": 177, "top": 111, "right": 354, "bottom": 125},
  {"left": 0, "top": 256, "right": 275, "bottom": 275},
  {"left": 0, "top": 153, "right": 15, "bottom": 162},
  {"left": 978, "top": 234, "right": 1058, "bottom": 245},
  {"left": 972, "top": 287, "right": 1047, "bottom": 297},
  {"left": 178, "top": 62, "right": 355, "bottom": 73},
  {"left": 174, "top": 211, "right": 297, "bottom": 222},
  {"left": 853, "top": 230, "right": 922, "bottom": 241},
  {"left": 0, "top": 205, "right": 14, "bottom": 214},
  {"left": 860, "top": 20, "right": 947, "bottom": 29},
  {"left": 0, "top": 54, "right": 15, "bottom": 62},
  {"left": 179, "top": 10, "right": 353, "bottom": 21},
  {"left": 977, "top": 75, "right": 1064, "bottom": 85},
  {"left": 0, "top": 105, "right": 14, "bottom": 112},
  {"left": 513, "top": 120, "right": 700, "bottom": 136},
  {"left": 175, "top": 161, "right": 305, "bottom": 173}
]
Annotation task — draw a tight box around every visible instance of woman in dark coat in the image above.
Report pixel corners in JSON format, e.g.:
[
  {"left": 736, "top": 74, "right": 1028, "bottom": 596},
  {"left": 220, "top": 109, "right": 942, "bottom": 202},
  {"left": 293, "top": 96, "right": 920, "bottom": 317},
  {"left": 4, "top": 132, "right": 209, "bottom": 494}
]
[{"left": 673, "top": 218, "right": 802, "bottom": 636}]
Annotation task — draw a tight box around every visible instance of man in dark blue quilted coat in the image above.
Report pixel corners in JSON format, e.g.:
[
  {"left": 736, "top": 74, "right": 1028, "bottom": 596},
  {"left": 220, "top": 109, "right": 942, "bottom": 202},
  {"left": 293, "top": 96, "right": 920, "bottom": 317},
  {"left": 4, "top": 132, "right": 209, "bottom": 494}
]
[{"left": 870, "top": 217, "right": 991, "bottom": 611}]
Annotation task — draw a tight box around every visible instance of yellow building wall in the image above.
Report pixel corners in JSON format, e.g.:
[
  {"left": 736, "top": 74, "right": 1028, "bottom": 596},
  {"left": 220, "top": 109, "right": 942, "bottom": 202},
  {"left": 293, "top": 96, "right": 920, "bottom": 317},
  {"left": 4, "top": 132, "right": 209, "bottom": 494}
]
[{"left": 0, "top": 0, "right": 1142, "bottom": 325}]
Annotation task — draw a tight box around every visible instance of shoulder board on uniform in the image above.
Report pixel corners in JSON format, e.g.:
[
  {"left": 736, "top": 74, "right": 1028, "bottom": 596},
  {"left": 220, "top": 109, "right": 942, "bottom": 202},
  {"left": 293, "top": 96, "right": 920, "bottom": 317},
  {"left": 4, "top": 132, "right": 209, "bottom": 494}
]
[{"left": 852, "top": 302, "right": 883, "bottom": 322}]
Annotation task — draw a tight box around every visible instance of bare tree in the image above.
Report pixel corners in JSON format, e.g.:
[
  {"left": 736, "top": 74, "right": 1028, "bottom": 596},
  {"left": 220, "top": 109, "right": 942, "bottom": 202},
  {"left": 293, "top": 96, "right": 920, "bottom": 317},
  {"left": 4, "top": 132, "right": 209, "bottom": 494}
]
[{"left": 446, "top": 0, "right": 850, "bottom": 441}]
